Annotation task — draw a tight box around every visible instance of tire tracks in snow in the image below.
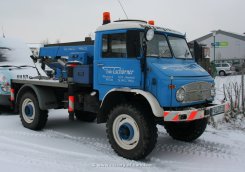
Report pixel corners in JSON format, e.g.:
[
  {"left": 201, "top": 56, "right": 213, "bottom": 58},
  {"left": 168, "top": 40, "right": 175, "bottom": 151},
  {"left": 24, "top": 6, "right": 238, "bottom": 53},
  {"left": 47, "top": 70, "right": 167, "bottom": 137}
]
[
  {"left": 0, "top": 129, "right": 147, "bottom": 169},
  {"left": 152, "top": 131, "right": 244, "bottom": 163}
]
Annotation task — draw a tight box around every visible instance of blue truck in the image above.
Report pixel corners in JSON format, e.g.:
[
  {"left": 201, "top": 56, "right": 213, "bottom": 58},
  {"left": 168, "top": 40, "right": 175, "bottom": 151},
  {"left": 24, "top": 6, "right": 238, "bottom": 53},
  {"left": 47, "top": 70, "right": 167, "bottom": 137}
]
[{"left": 10, "top": 13, "right": 230, "bottom": 160}]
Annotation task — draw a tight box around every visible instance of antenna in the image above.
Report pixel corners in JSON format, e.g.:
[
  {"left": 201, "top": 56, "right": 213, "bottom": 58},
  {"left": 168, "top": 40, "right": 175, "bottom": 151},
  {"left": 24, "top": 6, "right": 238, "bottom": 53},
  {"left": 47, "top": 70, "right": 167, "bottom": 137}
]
[
  {"left": 2, "top": 26, "right": 5, "bottom": 38},
  {"left": 117, "top": 0, "right": 128, "bottom": 19}
]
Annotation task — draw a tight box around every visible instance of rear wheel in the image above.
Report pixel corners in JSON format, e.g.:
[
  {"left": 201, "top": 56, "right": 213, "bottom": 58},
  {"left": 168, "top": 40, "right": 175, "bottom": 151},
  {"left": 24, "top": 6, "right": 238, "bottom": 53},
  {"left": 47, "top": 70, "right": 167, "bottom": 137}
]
[
  {"left": 106, "top": 104, "right": 157, "bottom": 160},
  {"left": 75, "top": 110, "right": 96, "bottom": 122},
  {"left": 164, "top": 118, "right": 208, "bottom": 142},
  {"left": 19, "top": 92, "right": 48, "bottom": 130}
]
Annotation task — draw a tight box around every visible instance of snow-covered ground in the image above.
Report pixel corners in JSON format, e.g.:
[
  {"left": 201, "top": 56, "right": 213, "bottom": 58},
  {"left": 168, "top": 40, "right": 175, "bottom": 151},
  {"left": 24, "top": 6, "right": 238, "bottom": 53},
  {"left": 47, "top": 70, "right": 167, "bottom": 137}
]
[{"left": 0, "top": 75, "right": 245, "bottom": 172}]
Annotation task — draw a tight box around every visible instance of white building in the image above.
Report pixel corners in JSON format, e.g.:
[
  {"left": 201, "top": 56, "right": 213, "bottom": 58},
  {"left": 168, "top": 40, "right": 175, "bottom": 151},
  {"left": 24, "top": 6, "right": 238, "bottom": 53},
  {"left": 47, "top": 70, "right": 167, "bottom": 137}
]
[{"left": 193, "top": 30, "right": 245, "bottom": 65}]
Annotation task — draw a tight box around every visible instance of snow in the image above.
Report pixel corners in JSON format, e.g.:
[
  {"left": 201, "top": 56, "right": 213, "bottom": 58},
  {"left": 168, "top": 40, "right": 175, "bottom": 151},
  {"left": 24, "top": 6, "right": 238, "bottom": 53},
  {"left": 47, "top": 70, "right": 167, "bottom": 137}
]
[
  {"left": 214, "top": 75, "right": 244, "bottom": 104},
  {"left": 0, "top": 75, "right": 245, "bottom": 172},
  {"left": 0, "top": 108, "right": 245, "bottom": 172}
]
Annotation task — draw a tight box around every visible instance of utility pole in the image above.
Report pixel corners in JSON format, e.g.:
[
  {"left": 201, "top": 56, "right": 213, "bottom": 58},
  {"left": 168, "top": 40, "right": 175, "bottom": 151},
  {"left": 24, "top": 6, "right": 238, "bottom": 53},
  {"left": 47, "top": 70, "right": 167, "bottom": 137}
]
[
  {"left": 211, "top": 30, "right": 216, "bottom": 63},
  {"left": 242, "top": 71, "right": 244, "bottom": 116}
]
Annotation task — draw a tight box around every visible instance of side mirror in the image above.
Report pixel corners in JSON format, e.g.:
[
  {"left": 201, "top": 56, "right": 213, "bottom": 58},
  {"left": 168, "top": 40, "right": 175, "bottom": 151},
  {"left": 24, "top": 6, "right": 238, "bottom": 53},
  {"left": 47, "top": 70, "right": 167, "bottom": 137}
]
[{"left": 145, "top": 28, "right": 154, "bottom": 41}]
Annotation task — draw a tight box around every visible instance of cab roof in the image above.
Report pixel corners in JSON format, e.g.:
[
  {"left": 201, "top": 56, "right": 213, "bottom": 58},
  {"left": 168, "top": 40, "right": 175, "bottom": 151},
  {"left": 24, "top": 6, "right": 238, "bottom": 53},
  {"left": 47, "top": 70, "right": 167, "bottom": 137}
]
[{"left": 96, "top": 20, "right": 184, "bottom": 36}]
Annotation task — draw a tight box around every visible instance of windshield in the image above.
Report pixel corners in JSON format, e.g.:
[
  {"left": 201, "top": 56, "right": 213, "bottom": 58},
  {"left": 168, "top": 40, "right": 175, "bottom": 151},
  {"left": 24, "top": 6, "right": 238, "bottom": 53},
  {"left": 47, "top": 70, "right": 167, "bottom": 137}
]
[
  {"left": 146, "top": 34, "right": 172, "bottom": 58},
  {"left": 168, "top": 36, "right": 192, "bottom": 59}
]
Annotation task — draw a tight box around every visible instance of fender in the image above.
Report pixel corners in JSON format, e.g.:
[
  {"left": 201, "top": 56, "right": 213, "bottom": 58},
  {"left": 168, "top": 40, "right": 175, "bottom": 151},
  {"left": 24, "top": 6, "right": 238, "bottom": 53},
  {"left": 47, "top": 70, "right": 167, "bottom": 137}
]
[
  {"left": 16, "top": 84, "right": 58, "bottom": 110},
  {"left": 101, "top": 88, "right": 164, "bottom": 117}
]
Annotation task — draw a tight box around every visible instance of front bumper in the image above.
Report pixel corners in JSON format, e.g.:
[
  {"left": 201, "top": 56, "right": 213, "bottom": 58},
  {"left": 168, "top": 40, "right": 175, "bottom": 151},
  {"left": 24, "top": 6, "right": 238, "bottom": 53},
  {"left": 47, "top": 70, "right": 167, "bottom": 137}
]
[{"left": 163, "top": 101, "right": 230, "bottom": 122}]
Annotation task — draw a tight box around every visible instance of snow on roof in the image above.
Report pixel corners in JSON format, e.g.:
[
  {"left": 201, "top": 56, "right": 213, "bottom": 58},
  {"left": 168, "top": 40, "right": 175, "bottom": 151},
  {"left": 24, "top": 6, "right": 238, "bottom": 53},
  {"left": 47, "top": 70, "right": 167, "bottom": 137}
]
[
  {"left": 96, "top": 20, "right": 184, "bottom": 36},
  {"left": 27, "top": 43, "right": 43, "bottom": 49},
  {"left": 192, "top": 30, "right": 245, "bottom": 43}
]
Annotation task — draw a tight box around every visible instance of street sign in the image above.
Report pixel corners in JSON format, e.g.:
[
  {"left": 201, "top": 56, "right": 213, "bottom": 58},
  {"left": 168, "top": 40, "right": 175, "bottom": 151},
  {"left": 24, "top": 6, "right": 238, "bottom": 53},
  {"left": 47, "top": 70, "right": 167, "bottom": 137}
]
[{"left": 211, "top": 41, "right": 228, "bottom": 48}]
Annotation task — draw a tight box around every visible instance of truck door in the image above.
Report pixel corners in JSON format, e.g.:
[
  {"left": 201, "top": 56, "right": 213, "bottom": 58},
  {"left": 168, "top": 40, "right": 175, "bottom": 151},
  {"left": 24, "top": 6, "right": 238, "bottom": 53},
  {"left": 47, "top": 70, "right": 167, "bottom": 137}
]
[{"left": 95, "top": 30, "right": 142, "bottom": 91}]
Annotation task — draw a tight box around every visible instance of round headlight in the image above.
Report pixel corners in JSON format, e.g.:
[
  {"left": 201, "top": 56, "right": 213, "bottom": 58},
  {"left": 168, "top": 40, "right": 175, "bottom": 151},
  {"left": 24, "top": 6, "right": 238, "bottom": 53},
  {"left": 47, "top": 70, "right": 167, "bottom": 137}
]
[
  {"left": 176, "top": 88, "right": 185, "bottom": 102},
  {"left": 145, "top": 29, "right": 154, "bottom": 41}
]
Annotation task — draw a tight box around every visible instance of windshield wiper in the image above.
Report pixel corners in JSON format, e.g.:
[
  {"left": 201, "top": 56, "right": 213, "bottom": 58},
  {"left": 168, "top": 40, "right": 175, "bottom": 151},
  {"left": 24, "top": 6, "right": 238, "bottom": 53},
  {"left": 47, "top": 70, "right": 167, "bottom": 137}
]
[
  {"left": 0, "top": 47, "right": 12, "bottom": 50},
  {"left": 185, "top": 50, "right": 190, "bottom": 58},
  {"left": 19, "top": 65, "right": 35, "bottom": 68},
  {"left": 0, "top": 65, "right": 35, "bottom": 70},
  {"left": 0, "top": 65, "right": 21, "bottom": 69}
]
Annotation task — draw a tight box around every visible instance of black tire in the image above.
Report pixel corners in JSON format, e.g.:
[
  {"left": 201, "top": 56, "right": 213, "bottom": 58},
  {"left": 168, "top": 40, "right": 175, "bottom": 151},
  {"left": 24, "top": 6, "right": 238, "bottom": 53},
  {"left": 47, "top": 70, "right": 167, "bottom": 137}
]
[
  {"left": 19, "top": 92, "right": 48, "bottom": 130},
  {"left": 75, "top": 110, "right": 96, "bottom": 122},
  {"left": 219, "top": 71, "right": 226, "bottom": 76},
  {"left": 106, "top": 104, "right": 157, "bottom": 160},
  {"left": 164, "top": 118, "right": 208, "bottom": 142}
]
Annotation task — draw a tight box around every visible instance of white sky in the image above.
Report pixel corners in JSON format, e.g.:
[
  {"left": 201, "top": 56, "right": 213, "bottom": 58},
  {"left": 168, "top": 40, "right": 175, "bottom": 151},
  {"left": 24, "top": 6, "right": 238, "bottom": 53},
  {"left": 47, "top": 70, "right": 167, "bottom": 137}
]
[{"left": 1, "top": 0, "right": 245, "bottom": 43}]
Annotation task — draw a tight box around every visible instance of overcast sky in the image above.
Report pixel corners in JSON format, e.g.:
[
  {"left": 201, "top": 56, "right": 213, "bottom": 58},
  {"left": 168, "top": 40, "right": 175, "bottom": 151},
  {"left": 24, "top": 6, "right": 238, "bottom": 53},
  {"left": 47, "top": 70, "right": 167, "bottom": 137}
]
[{"left": 1, "top": 0, "right": 244, "bottom": 43}]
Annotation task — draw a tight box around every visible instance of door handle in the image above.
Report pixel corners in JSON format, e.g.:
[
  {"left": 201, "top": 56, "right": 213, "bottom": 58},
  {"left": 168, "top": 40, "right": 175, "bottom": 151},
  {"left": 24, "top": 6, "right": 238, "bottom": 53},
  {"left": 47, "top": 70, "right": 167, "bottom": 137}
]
[{"left": 97, "top": 63, "right": 104, "bottom": 66}]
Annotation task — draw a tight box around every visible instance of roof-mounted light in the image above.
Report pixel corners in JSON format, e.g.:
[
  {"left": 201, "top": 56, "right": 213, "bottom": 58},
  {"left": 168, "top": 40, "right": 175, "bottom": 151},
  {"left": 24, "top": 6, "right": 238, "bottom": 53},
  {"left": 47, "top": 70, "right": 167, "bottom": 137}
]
[
  {"left": 103, "top": 12, "right": 111, "bottom": 25},
  {"left": 148, "top": 20, "right": 155, "bottom": 25}
]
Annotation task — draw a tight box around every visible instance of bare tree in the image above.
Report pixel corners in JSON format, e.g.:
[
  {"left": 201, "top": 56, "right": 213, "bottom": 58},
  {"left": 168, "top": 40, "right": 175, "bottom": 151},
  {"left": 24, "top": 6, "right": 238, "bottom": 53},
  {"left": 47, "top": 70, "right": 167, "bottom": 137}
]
[{"left": 41, "top": 38, "right": 49, "bottom": 45}]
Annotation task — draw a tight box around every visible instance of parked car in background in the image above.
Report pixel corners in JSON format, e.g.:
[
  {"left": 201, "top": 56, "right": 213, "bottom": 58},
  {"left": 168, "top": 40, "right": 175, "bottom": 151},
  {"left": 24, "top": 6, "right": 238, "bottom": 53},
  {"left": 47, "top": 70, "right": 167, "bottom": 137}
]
[
  {"left": 0, "top": 37, "right": 46, "bottom": 106},
  {"left": 215, "top": 63, "right": 234, "bottom": 76}
]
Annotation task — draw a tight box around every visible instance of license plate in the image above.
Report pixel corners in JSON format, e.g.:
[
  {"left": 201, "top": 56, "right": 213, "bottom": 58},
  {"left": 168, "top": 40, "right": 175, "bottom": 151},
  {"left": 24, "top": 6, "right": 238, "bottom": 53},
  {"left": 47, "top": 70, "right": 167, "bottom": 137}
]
[{"left": 210, "top": 105, "right": 225, "bottom": 116}]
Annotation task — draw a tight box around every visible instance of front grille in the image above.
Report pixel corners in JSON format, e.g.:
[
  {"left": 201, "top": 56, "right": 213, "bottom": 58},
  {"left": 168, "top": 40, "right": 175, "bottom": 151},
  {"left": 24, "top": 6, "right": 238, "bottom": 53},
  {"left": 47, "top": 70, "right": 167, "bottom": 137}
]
[{"left": 182, "top": 82, "right": 212, "bottom": 103}]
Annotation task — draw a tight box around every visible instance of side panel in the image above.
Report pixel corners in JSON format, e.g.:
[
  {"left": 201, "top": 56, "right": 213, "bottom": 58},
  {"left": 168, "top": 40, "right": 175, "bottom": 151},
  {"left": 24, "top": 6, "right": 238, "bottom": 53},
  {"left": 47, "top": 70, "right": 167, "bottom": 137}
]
[
  {"left": 16, "top": 84, "right": 59, "bottom": 110},
  {"left": 0, "top": 67, "right": 41, "bottom": 106}
]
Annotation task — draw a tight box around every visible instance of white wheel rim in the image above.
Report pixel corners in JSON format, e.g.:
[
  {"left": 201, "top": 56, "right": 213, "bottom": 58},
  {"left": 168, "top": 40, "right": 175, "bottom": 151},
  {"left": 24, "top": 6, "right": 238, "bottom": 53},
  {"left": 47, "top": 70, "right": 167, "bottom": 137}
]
[
  {"left": 22, "top": 98, "right": 35, "bottom": 124},
  {"left": 112, "top": 114, "right": 140, "bottom": 150}
]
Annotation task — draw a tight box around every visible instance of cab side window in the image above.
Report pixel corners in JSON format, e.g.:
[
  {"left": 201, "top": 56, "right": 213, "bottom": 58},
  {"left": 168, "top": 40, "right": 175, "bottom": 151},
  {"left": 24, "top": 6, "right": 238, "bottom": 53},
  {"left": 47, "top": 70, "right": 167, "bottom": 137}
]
[{"left": 102, "top": 33, "right": 127, "bottom": 58}]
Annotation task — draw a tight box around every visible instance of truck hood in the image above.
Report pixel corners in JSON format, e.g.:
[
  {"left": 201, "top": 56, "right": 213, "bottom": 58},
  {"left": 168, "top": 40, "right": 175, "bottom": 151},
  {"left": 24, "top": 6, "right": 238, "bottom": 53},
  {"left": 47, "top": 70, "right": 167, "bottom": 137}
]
[{"left": 152, "top": 62, "right": 210, "bottom": 77}]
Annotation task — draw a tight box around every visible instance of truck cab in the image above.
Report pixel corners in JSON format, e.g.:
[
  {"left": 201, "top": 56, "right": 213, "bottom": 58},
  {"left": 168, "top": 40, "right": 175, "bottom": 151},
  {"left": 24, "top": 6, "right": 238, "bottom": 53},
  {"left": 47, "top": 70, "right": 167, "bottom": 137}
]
[{"left": 94, "top": 19, "right": 216, "bottom": 122}]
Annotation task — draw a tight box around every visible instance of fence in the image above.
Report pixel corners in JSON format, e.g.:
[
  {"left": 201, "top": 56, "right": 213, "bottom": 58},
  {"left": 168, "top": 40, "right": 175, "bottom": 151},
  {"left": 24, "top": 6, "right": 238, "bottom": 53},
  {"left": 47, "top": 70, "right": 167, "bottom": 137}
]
[{"left": 217, "top": 72, "right": 245, "bottom": 117}]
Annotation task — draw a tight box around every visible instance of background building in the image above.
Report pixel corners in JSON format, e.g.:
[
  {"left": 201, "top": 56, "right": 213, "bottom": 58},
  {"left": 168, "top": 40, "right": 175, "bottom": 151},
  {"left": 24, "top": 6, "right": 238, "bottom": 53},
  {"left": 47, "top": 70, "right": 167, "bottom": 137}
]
[{"left": 193, "top": 30, "right": 245, "bottom": 70}]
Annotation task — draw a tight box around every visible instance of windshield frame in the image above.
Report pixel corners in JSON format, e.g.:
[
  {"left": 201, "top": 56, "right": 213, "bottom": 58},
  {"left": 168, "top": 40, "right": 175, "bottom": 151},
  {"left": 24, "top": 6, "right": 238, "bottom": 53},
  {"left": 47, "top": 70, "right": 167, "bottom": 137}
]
[
  {"left": 141, "top": 31, "right": 173, "bottom": 59},
  {"left": 167, "top": 34, "right": 193, "bottom": 60}
]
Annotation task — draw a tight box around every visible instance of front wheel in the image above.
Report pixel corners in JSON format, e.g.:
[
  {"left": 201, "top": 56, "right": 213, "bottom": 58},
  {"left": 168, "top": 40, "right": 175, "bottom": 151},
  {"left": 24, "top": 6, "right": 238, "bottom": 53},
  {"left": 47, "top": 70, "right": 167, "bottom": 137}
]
[
  {"left": 19, "top": 92, "right": 48, "bottom": 130},
  {"left": 106, "top": 104, "right": 157, "bottom": 160},
  {"left": 164, "top": 118, "right": 208, "bottom": 142}
]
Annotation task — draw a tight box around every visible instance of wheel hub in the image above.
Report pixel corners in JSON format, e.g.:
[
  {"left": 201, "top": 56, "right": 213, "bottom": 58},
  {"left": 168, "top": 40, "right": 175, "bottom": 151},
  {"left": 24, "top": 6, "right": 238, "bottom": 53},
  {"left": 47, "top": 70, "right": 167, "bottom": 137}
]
[
  {"left": 25, "top": 104, "right": 33, "bottom": 117},
  {"left": 118, "top": 123, "right": 134, "bottom": 141}
]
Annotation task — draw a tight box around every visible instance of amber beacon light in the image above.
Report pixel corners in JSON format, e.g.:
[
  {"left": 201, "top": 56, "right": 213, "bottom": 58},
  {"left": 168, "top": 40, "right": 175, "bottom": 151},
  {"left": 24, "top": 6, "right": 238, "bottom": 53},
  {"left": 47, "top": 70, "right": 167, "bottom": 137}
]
[
  {"left": 103, "top": 12, "right": 111, "bottom": 25},
  {"left": 148, "top": 20, "right": 155, "bottom": 25}
]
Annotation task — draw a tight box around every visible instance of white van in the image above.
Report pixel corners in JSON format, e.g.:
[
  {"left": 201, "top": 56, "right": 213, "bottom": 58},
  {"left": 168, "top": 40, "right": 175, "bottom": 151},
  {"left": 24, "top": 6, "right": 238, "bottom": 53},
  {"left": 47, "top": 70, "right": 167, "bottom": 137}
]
[{"left": 0, "top": 37, "right": 46, "bottom": 106}]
